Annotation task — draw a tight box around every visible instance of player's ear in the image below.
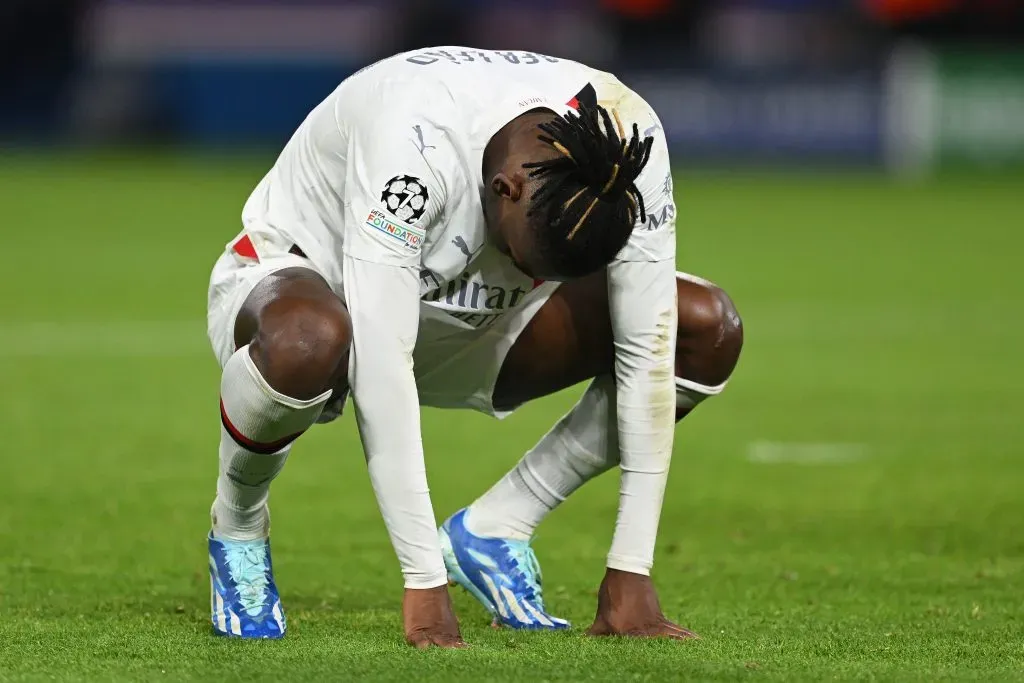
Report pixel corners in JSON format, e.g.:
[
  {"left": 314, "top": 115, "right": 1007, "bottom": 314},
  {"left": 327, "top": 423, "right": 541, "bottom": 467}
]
[{"left": 491, "top": 172, "right": 524, "bottom": 202}]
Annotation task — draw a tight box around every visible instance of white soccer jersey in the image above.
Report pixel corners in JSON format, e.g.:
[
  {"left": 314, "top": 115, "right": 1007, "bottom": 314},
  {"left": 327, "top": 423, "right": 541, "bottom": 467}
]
[{"left": 239, "top": 47, "right": 678, "bottom": 588}]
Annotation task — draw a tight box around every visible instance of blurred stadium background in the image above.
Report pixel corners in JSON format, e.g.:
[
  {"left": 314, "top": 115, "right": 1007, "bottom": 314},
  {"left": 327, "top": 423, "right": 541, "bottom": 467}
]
[
  {"left": 2, "top": 1, "right": 1022, "bottom": 680},
  {"left": 5, "top": 0, "right": 1024, "bottom": 170}
]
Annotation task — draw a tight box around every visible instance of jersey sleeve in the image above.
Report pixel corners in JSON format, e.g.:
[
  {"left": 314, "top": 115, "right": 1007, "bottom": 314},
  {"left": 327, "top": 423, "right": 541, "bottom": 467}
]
[
  {"left": 335, "top": 98, "right": 455, "bottom": 589},
  {"left": 337, "top": 103, "right": 452, "bottom": 268},
  {"left": 615, "top": 114, "right": 676, "bottom": 264},
  {"left": 604, "top": 126, "right": 679, "bottom": 575},
  {"left": 342, "top": 255, "right": 446, "bottom": 588}
]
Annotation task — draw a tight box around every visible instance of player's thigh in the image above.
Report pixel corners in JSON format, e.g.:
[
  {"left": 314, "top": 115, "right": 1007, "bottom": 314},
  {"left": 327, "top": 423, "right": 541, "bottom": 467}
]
[
  {"left": 493, "top": 270, "right": 613, "bottom": 411},
  {"left": 492, "top": 271, "right": 740, "bottom": 411}
]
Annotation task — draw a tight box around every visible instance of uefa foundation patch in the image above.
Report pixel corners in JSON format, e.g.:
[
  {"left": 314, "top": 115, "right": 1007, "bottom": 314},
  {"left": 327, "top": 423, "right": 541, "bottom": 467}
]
[{"left": 364, "top": 209, "right": 425, "bottom": 251}]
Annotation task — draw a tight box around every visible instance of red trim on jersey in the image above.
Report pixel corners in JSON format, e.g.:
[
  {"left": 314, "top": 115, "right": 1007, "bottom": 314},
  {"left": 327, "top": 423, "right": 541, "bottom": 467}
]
[
  {"left": 566, "top": 96, "right": 580, "bottom": 110},
  {"left": 220, "top": 398, "right": 303, "bottom": 455},
  {"left": 532, "top": 278, "right": 545, "bottom": 289},
  {"left": 232, "top": 234, "right": 259, "bottom": 262}
]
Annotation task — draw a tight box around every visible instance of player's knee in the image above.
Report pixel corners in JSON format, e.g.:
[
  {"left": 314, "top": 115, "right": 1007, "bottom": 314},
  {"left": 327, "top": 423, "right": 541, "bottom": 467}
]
[
  {"left": 250, "top": 297, "right": 352, "bottom": 400},
  {"left": 675, "top": 280, "right": 743, "bottom": 387}
]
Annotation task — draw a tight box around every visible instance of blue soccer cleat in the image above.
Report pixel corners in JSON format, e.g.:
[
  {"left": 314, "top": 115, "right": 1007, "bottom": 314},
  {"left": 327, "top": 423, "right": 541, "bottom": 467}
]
[
  {"left": 208, "top": 533, "right": 286, "bottom": 639},
  {"left": 439, "top": 509, "right": 569, "bottom": 630}
]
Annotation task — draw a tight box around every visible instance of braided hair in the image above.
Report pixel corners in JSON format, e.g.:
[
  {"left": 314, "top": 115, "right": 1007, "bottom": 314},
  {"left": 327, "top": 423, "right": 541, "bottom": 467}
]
[{"left": 522, "top": 104, "right": 654, "bottom": 278}]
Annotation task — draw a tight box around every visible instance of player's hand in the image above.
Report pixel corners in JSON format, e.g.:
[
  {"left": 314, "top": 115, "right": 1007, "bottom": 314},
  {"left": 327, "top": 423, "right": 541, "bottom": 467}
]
[
  {"left": 586, "top": 568, "right": 698, "bottom": 640},
  {"left": 402, "top": 584, "right": 467, "bottom": 649}
]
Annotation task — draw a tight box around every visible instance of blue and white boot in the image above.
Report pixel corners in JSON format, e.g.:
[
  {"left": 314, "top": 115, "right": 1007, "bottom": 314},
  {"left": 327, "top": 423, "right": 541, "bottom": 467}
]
[
  {"left": 439, "top": 509, "right": 569, "bottom": 630},
  {"left": 208, "top": 533, "right": 286, "bottom": 638}
]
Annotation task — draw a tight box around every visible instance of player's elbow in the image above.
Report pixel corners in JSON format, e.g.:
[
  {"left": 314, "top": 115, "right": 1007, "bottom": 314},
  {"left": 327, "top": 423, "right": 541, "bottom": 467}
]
[{"left": 675, "top": 280, "right": 743, "bottom": 387}]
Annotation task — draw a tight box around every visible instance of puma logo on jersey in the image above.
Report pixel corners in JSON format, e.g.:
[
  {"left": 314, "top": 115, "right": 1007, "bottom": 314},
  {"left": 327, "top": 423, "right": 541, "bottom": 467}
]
[
  {"left": 413, "top": 125, "right": 436, "bottom": 154},
  {"left": 451, "top": 235, "right": 477, "bottom": 268}
]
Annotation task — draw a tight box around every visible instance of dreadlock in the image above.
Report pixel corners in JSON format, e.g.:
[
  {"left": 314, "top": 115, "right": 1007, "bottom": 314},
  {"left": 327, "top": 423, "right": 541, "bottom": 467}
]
[{"left": 522, "top": 103, "right": 654, "bottom": 278}]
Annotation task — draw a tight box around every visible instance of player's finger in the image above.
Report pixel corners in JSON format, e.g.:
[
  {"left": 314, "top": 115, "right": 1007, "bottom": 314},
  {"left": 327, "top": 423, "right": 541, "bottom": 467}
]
[
  {"left": 664, "top": 630, "right": 692, "bottom": 640},
  {"left": 431, "top": 633, "right": 469, "bottom": 648},
  {"left": 661, "top": 624, "right": 690, "bottom": 637},
  {"left": 409, "top": 635, "right": 432, "bottom": 650},
  {"left": 662, "top": 623, "right": 698, "bottom": 640}
]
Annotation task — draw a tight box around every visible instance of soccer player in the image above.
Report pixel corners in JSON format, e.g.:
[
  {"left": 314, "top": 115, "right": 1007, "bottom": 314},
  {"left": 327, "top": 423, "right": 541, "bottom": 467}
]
[{"left": 205, "top": 47, "right": 742, "bottom": 647}]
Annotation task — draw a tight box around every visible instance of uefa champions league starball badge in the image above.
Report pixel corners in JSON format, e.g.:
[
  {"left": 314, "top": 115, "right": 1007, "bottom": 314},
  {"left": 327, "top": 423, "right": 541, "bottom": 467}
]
[{"left": 381, "top": 175, "right": 429, "bottom": 223}]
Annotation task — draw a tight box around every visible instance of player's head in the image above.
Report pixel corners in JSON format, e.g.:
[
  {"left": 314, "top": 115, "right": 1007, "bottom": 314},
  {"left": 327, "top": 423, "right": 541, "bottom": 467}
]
[{"left": 483, "top": 104, "right": 654, "bottom": 280}]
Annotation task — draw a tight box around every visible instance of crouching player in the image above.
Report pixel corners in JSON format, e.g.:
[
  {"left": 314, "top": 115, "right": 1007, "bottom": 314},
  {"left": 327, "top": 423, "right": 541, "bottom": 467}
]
[{"left": 205, "top": 47, "right": 742, "bottom": 647}]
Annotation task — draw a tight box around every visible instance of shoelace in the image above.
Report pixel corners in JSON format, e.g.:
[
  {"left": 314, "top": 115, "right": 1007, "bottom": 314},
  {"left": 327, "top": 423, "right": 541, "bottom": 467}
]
[
  {"left": 506, "top": 542, "right": 546, "bottom": 609},
  {"left": 224, "top": 544, "right": 270, "bottom": 617}
]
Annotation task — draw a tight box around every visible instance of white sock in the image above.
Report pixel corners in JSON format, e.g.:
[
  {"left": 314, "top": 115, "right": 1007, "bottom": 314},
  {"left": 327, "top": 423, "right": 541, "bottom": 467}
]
[
  {"left": 465, "top": 376, "right": 619, "bottom": 540},
  {"left": 212, "top": 344, "right": 331, "bottom": 541}
]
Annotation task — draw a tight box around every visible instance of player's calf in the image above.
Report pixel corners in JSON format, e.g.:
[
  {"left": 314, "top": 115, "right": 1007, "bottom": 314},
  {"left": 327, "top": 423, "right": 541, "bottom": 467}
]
[{"left": 211, "top": 267, "right": 351, "bottom": 639}]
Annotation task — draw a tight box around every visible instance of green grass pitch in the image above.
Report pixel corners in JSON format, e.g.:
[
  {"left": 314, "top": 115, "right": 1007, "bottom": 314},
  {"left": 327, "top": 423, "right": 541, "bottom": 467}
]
[{"left": 0, "top": 154, "right": 1021, "bottom": 681}]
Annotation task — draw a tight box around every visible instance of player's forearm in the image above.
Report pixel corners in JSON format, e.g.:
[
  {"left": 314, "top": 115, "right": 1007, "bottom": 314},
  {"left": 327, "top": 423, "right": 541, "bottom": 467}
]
[
  {"left": 344, "top": 256, "right": 447, "bottom": 589},
  {"left": 364, "top": 449, "right": 447, "bottom": 589},
  {"left": 607, "top": 258, "right": 678, "bottom": 575},
  {"left": 357, "top": 368, "right": 446, "bottom": 589},
  {"left": 607, "top": 351, "right": 675, "bottom": 574}
]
